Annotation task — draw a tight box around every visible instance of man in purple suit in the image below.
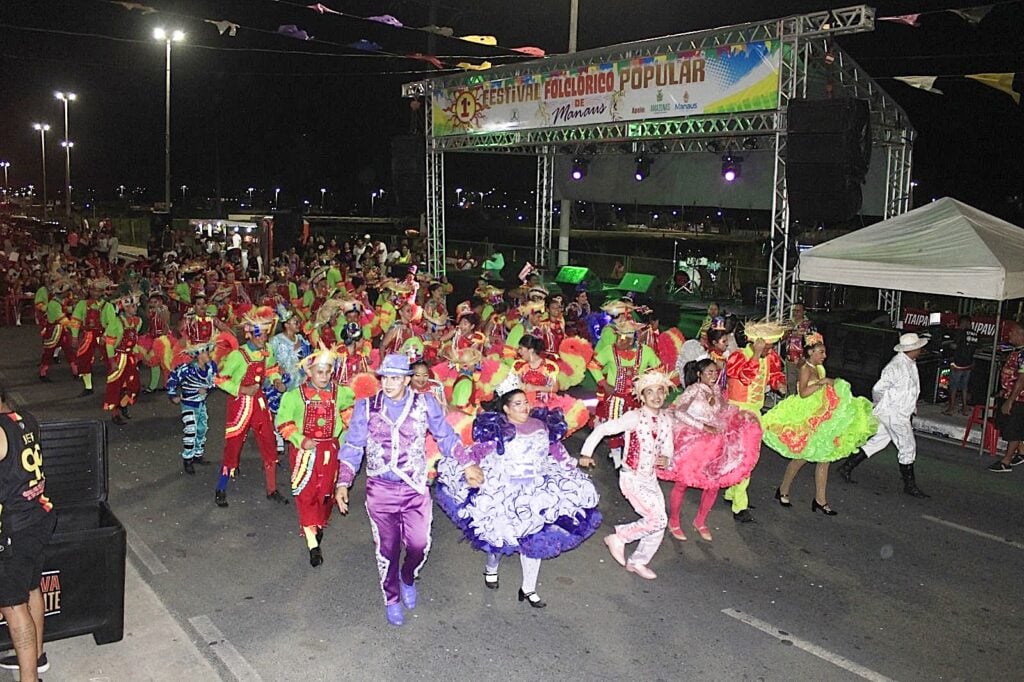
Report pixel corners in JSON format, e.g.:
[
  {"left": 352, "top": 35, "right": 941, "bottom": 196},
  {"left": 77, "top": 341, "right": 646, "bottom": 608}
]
[{"left": 335, "top": 354, "right": 484, "bottom": 626}]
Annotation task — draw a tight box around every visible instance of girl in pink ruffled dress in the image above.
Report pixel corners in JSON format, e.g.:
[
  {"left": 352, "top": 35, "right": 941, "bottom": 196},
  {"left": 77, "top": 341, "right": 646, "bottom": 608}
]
[{"left": 658, "top": 358, "right": 762, "bottom": 542}]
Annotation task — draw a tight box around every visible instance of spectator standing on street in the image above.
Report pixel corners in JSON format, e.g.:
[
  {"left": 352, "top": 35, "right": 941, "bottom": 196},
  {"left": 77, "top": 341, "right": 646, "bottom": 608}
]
[
  {"left": 988, "top": 323, "right": 1024, "bottom": 473},
  {"left": 783, "top": 303, "right": 814, "bottom": 395},
  {"left": 944, "top": 315, "right": 978, "bottom": 416},
  {"left": 107, "top": 231, "right": 119, "bottom": 264},
  {"left": 0, "top": 384, "right": 55, "bottom": 680}
]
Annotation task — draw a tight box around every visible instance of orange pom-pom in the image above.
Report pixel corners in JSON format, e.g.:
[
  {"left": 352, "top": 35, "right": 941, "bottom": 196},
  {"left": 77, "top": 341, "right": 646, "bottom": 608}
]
[
  {"left": 558, "top": 336, "right": 594, "bottom": 365},
  {"left": 350, "top": 373, "right": 380, "bottom": 400}
]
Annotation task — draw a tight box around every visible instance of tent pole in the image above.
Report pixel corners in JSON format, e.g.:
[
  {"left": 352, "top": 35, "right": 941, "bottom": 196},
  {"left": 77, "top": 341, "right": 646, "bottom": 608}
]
[{"left": 979, "top": 301, "right": 1002, "bottom": 455}]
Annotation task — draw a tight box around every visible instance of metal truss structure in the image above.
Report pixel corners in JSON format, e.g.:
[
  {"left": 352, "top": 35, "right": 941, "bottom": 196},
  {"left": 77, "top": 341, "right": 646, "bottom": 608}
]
[{"left": 414, "top": 5, "right": 914, "bottom": 321}]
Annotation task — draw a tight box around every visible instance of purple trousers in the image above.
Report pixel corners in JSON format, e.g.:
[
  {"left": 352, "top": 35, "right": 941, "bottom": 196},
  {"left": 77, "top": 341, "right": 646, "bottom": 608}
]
[{"left": 365, "top": 478, "right": 433, "bottom": 606}]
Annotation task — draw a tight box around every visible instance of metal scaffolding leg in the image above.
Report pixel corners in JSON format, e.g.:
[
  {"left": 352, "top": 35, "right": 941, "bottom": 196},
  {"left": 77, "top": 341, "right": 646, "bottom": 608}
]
[
  {"left": 877, "top": 130, "right": 914, "bottom": 320},
  {"left": 425, "top": 144, "right": 446, "bottom": 278},
  {"left": 534, "top": 147, "right": 554, "bottom": 269}
]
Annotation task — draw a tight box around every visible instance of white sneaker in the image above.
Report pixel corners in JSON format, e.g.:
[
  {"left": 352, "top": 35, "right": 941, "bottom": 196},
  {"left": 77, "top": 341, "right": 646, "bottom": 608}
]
[{"left": 609, "top": 447, "right": 623, "bottom": 469}]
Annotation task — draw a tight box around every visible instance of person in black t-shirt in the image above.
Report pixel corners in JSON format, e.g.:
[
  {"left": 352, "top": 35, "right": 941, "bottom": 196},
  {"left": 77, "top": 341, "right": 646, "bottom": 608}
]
[
  {"left": 0, "top": 384, "right": 55, "bottom": 680},
  {"left": 945, "top": 315, "right": 979, "bottom": 416}
]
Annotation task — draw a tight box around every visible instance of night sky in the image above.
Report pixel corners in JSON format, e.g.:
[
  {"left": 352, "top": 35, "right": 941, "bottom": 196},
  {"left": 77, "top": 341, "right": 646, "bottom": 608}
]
[{"left": 1, "top": 0, "right": 1022, "bottom": 218}]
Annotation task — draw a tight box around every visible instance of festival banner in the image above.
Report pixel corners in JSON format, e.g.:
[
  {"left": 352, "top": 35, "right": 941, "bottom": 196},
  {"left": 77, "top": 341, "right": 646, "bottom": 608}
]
[{"left": 431, "top": 41, "right": 781, "bottom": 136}]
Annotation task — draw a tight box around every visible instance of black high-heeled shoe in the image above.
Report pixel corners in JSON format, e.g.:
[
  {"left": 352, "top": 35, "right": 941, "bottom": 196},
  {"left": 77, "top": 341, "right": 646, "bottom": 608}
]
[
  {"left": 483, "top": 571, "right": 499, "bottom": 590},
  {"left": 518, "top": 588, "right": 546, "bottom": 609},
  {"left": 774, "top": 487, "right": 792, "bottom": 507},
  {"left": 811, "top": 499, "right": 837, "bottom": 516}
]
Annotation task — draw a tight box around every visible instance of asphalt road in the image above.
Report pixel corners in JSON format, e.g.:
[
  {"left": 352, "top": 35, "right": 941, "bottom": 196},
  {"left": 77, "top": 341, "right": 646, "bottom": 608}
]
[{"left": 1, "top": 324, "right": 1021, "bottom": 681}]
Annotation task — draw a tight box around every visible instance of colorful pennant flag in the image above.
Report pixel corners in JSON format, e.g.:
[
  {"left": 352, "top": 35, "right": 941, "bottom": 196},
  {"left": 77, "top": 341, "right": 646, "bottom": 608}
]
[
  {"left": 878, "top": 14, "right": 921, "bottom": 26},
  {"left": 307, "top": 2, "right": 342, "bottom": 14},
  {"left": 966, "top": 73, "right": 1021, "bottom": 104},
  {"left": 421, "top": 25, "right": 455, "bottom": 37},
  {"left": 408, "top": 53, "right": 445, "bottom": 70},
  {"left": 457, "top": 61, "right": 493, "bottom": 71},
  {"left": 111, "top": 1, "right": 157, "bottom": 14},
  {"left": 459, "top": 35, "right": 498, "bottom": 46},
  {"left": 893, "top": 76, "right": 943, "bottom": 95},
  {"left": 277, "top": 25, "right": 314, "bottom": 41},
  {"left": 949, "top": 5, "right": 994, "bottom": 25},
  {"left": 512, "top": 46, "right": 545, "bottom": 57},
  {"left": 204, "top": 19, "right": 240, "bottom": 37},
  {"left": 348, "top": 40, "right": 382, "bottom": 52},
  {"left": 368, "top": 15, "right": 404, "bottom": 28}
]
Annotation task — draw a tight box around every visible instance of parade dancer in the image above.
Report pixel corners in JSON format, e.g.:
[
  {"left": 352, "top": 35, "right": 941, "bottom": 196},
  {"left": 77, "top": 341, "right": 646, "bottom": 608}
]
[
  {"left": 723, "top": 320, "right": 787, "bottom": 522},
  {"left": 70, "top": 279, "right": 115, "bottom": 397},
  {"left": 141, "top": 290, "right": 174, "bottom": 393},
  {"left": 213, "top": 309, "right": 288, "bottom": 508},
  {"left": 267, "top": 306, "right": 311, "bottom": 457},
  {"left": 276, "top": 347, "right": 355, "bottom": 567},
  {"left": 589, "top": 318, "right": 661, "bottom": 468},
  {"left": 334, "top": 354, "right": 485, "bottom": 627},
  {"left": 435, "top": 373, "right": 601, "bottom": 608},
  {"left": 581, "top": 369, "right": 673, "bottom": 580},
  {"left": 762, "top": 332, "right": 876, "bottom": 514},
  {"left": 38, "top": 280, "right": 76, "bottom": 383},
  {"left": 102, "top": 294, "right": 143, "bottom": 426},
  {"left": 835, "top": 333, "right": 930, "bottom": 498},
  {"left": 166, "top": 341, "right": 218, "bottom": 475},
  {"left": 660, "top": 358, "right": 762, "bottom": 542}
]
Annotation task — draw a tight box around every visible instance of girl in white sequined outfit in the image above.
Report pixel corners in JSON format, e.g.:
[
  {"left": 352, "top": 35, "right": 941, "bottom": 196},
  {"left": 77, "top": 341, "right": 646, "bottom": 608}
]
[{"left": 580, "top": 369, "right": 674, "bottom": 580}]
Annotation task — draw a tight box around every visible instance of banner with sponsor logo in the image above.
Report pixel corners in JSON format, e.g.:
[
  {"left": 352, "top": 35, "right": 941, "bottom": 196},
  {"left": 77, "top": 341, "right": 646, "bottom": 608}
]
[{"left": 431, "top": 41, "right": 781, "bottom": 136}]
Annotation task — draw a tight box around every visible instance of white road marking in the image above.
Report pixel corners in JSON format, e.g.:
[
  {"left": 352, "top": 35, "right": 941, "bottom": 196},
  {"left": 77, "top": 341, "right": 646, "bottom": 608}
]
[
  {"left": 722, "top": 608, "right": 896, "bottom": 682},
  {"left": 921, "top": 514, "right": 1024, "bottom": 550},
  {"left": 189, "top": 615, "right": 264, "bottom": 682},
  {"left": 124, "top": 523, "right": 170, "bottom": 575}
]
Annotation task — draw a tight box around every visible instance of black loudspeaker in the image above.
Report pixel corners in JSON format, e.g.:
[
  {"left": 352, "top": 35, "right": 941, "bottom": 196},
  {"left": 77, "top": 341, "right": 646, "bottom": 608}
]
[
  {"left": 391, "top": 134, "right": 425, "bottom": 214},
  {"left": 272, "top": 211, "right": 303, "bottom": 255},
  {"left": 786, "top": 98, "right": 871, "bottom": 222}
]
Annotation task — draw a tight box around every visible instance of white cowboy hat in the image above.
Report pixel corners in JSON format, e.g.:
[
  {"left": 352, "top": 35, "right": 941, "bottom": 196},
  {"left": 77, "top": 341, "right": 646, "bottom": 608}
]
[{"left": 894, "top": 332, "right": 928, "bottom": 352}]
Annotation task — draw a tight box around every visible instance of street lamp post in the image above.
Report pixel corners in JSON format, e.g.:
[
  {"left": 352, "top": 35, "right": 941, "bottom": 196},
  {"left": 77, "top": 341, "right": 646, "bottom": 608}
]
[
  {"left": 320, "top": 187, "right": 326, "bottom": 210},
  {"left": 180, "top": 184, "right": 187, "bottom": 201},
  {"left": 154, "top": 27, "right": 185, "bottom": 210},
  {"left": 32, "top": 123, "right": 50, "bottom": 219},
  {"left": 371, "top": 190, "right": 378, "bottom": 215},
  {"left": 247, "top": 187, "right": 254, "bottom": 206},
  {"left": 274, "top": 187, "right": 281, "bottom": 209},
  {"left": 55, "top": 91, "right": 76, "bottom": 217},
  {"left": 0, "top": 162, "right": 9, "bottom": 196}
]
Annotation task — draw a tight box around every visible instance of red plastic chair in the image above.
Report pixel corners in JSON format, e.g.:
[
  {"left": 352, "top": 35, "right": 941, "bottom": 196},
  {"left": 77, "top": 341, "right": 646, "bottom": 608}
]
[{"left": 961, "top": 400, "right": 1000, "bottom": 456}]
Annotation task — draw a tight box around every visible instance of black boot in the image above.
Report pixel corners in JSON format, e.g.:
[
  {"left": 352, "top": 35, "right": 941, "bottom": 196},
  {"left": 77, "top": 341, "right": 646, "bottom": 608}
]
[
  {"left": 309, "top": 546, "right": 323, "bottom": 568},
  {"left": 183, "top": 459, "right": 196, "bottom": 475},
  {"left": 837, "top": 450, "right": 868, "bottom": 483},
  {"left": 214, "top": 489, "right": 229, "bottom": 507},
  {"left": 899, "top": 463, "right": 930, "bottom": 498}
]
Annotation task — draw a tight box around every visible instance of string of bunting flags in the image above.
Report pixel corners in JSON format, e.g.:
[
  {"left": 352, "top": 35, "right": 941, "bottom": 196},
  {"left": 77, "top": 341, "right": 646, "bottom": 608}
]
[{"left": 103, "top": 0, "right": 544, "bottom": 73}]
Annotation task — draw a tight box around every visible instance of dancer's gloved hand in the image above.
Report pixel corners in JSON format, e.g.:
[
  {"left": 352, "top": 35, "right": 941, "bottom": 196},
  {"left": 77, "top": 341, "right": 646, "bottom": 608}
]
[{"left": 464, "top": 464, "right": 485, "bottom": 488}]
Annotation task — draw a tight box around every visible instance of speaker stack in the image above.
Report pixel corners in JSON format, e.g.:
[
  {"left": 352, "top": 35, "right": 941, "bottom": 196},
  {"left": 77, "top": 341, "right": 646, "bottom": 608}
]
[
  {"left": 391, "top": 134, "right": 426, "bottom": 215},
  {"left": 786, "top": 98, "right": 871, "bottom": 223}
]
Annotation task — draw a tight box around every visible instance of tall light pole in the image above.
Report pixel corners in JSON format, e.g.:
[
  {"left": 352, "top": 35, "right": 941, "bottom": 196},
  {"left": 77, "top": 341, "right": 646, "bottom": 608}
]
[
  {"left": 54, "top": 91, "right": 76, "bottom": 217},
  {"left": 247, "top": 186, "right": 254, "bottom": 206},
  {"left": 180, "top": 184, "right": 187, "bottom": 201},
  {"left": 154, "top": 27, "right": 185, "bottom": 210},
  {"left": 32, "top": 123, "right": 50, "bottom": 219},
  {"left": 320, "top": 187, "right": 326, "bottom": 210},
  {"left": 0, "top": 162, "right": 9, "bottom": 197},
  {"left": 274, "top": 187, "right": 280, "bottom": 209}
]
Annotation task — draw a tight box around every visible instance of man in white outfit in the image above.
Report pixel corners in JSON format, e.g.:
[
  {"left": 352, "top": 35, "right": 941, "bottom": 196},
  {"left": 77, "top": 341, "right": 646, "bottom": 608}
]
[{"left": 836, "top": 332, "right": 929, "bottom": 498}]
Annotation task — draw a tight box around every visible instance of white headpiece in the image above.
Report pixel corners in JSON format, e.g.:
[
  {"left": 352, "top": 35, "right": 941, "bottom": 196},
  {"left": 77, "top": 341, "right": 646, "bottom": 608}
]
[{"left": 494, "top": 372, "right": 522, "bottom": 398}]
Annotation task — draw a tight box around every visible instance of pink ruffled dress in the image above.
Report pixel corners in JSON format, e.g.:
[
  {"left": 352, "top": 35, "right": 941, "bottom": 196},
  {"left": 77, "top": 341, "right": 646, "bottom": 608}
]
[{"left": 658, "top": 383, "right": 763, "bottom": 489}]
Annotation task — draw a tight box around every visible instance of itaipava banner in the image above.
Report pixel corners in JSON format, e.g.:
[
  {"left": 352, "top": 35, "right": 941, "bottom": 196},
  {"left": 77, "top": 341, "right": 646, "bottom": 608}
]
[{"left": 431, "top": 41, "right": 781, "bottom": 136}]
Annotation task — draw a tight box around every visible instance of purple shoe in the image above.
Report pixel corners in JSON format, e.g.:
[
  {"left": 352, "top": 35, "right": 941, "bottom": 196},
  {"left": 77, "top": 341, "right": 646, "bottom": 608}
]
[
  {"left": 400, "top": 581, "right": 417, "bottom": 610},
  {"left": 386, "top": 603, "right": 404, "bottom": 627}
]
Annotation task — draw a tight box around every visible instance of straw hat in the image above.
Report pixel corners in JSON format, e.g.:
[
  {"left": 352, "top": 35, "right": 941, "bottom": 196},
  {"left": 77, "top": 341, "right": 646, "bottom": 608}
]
[
  {"left": 242, "top": 307, "right": 278, "bottom": 336},
  {"left": 601, "top": 298, "right": 636, "bottom": 317},
  {"left": 183, "top": 340, "right": 215, "bottom": 357},
  {"left": 445, "top": 346, "right": 484, "bottom": 368},
  {"left": 300, "top": 343, "right": 339, "bottom": 373},
  {"left": 743, "top": 319, "right": 787, "bottom": 343},
  {"left": 633, "top": 369, "right": 674, "bottom": 399},
  {"left": 612, "top": 318, "right": 645, "bottom": 336},
  {"left": 314, "top": 299, "right": 344, "bottom": 327},
  {"left": 894, "top": 333, "right": 928, "bottom": 352}
]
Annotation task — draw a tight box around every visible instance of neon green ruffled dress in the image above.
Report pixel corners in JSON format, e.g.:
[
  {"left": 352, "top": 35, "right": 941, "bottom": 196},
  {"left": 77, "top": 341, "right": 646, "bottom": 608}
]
[{"left": 761, "top": 364, "right": 877, "bottom": 462}]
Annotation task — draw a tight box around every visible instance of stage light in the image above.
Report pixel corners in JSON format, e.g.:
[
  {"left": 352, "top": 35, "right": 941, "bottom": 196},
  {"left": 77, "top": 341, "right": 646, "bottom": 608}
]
[
  {"left": 634, "top": 155, "right": 652, "bottom": 182},
  {"left": 722, "top": 155, "right": 742, "bottom": 183},
  {"left": 570, "top": 158, "right": 589, "bottom": 181}
]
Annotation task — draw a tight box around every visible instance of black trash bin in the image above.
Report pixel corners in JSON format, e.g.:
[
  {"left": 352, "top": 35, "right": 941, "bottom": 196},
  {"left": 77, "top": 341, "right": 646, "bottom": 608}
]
[{"left": 0, "top": 419, "right": 126, "bottom": 647}]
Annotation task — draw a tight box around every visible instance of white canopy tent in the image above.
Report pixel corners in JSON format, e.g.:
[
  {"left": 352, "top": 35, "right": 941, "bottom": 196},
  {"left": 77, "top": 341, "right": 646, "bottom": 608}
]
[
  {"left": 798, "top": 197, "right": 1024, "bottom": 300},
  {"left": 798, "top": 196, "right": 1024, "bottom": 453}
]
